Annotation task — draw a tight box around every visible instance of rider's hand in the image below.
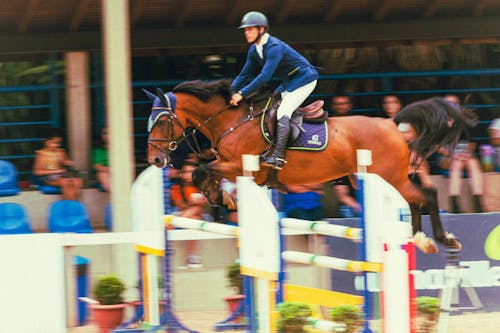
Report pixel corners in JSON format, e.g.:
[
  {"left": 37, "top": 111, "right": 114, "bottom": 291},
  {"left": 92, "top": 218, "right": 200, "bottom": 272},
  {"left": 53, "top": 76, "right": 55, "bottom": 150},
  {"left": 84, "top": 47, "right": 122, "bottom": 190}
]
[{"left": 230, "top": 92, "right": 243, "bottom": 106}]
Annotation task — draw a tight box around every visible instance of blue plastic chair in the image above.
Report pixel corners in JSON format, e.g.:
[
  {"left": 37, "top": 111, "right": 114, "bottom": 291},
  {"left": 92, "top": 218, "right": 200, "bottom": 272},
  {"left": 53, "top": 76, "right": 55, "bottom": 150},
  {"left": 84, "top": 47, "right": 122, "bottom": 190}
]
[
  {"left": 31, "top": 175, "right": 62, "bottom": 194},
  {"left": 0, "top": 203, "right": 33, "bottom": 234},
  {"left": 48, "top": 200, "right": 93, "bottom": 233},
  {"left": 0, "top": 160, "right": 20, "bottom": 197}
]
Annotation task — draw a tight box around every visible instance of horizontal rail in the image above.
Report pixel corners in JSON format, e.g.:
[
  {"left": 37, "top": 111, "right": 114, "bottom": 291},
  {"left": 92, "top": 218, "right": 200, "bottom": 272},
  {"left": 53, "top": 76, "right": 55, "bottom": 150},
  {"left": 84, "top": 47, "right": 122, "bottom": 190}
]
[
  {"left": 165, "top": 215, "right": 239, "bottom": 237},
  {"left": 282, "top": 250, "right": 382, "bottom": 273},
  {"left": 281, "top": 218, "right": 362, "bottom": 241}
]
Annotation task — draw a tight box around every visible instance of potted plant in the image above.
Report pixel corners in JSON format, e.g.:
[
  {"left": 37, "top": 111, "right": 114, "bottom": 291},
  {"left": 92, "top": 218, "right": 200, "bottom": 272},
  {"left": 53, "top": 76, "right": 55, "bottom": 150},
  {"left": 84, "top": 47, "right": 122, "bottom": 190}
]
[
  {"left": 223, "top": 261, "right": 245, "bottom": 323},
  {"left": 90, "top": 275, "right": 127, "bottom": 333},
  {"left": 416, "top": 296, "right": 440, "bottom": 333},
  {"left": 277, "top": 301, "right": 312, "bottom": 333},
  {"left": 330, "top": 304, "right": 362, "bottom": 333}
]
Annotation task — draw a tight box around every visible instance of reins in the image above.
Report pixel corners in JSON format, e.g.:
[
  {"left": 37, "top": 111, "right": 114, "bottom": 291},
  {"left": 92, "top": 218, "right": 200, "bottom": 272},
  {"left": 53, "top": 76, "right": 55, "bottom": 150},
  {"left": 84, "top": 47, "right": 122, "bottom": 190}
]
[{"left": 148, "top": 95, "right": 272, "bottom": 161}]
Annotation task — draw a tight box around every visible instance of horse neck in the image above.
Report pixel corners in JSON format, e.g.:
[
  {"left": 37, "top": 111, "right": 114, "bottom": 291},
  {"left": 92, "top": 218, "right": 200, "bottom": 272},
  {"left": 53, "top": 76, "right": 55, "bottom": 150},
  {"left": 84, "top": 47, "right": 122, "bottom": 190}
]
[{"left": 180, "top": 96, "right": 250, "bottom": 144}]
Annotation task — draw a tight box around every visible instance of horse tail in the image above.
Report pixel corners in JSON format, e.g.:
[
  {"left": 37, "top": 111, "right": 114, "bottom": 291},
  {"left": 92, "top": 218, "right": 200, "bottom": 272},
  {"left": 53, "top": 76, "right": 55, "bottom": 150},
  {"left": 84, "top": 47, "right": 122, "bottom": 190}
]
[{"left": 393, "top": 97, "right": 476, "bottom": 162}]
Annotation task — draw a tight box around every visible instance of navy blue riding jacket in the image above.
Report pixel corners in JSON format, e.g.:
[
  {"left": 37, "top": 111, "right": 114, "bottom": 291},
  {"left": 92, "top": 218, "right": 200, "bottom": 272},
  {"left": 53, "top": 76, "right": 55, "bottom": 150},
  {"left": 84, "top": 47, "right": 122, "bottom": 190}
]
[{"left": 231, "top": 35, "right": 318, "bottom": 98}]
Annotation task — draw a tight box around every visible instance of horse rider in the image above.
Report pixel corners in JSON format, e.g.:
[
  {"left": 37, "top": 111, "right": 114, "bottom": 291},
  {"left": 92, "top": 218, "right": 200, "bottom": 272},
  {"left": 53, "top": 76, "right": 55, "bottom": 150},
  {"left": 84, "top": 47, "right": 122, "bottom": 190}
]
[{"left": 229, "top": 11, "right": 319, "bottom": 170}]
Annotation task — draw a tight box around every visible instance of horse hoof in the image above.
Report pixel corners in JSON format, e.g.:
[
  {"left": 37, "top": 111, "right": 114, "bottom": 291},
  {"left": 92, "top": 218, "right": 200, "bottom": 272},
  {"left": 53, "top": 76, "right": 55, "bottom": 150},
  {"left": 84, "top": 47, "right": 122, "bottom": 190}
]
[
  {"left": 414, "top": 232, "right": 439, "bottom": 254},
  {"left": 445, "top": 233, "right": 462, "bottom": 251}
]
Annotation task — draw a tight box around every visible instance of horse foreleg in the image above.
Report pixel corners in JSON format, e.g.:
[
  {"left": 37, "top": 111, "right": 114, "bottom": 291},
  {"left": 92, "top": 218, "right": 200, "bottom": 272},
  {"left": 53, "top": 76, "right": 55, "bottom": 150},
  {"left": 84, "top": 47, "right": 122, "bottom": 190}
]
[
  {"left": 421, "top": 186, "right": 462, "bottom": 251},
  {"left": 410, "top": 202, "right": 439, "bottom": 254}
]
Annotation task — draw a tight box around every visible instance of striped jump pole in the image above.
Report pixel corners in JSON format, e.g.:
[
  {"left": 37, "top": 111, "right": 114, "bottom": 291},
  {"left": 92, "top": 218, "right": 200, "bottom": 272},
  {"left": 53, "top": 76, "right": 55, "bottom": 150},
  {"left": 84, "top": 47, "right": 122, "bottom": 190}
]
[{"left": 281, "top": 218, "right": 363, "bottom": 241}]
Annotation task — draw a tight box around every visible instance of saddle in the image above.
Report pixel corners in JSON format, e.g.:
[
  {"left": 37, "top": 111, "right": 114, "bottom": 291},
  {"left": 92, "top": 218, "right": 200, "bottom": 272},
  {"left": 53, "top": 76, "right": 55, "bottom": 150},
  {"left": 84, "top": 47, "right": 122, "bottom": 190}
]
[{"left": 262, "top": 99, "right": 328, "bottom": 143}]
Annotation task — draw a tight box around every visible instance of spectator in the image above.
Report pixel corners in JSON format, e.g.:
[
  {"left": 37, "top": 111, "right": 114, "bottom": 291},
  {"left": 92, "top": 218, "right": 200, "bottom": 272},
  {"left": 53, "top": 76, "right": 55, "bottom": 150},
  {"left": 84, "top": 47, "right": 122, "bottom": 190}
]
[
  {"left": 92, "top": 127, "right": 110, "bottom": 192},
  {"left": 488, "top": 118, "right": 500, "bottom": 171},
  {"left": 329, "top": 94, "right": 353, "bottom": 117},
  {"left": 283, "top": 184, "right": 325, "bottom": 221},
  {"left": 170, "top": 160, "right": 208, "bottom": 268},
  {"left": 331, "top": 176, "right": 361, "bottom": 217},
  {"left": 441, "top": 95, "right": 484, "bottom": 213},
  {"left": 381, "top": 94, "right": 402, "bottom": 119},
  {"left": 32, "top": 128, "right": 83, "bottom": 200}
]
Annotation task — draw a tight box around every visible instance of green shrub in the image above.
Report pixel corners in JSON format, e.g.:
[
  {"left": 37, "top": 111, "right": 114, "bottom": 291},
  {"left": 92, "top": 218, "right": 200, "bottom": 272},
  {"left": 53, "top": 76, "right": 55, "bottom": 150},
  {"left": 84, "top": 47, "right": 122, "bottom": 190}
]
[
  {"left": 330, "top": 304, "right": 362, "bottom": 333},
  {"left": 226, "top": 261, "right": 242, "bottom": 294},
  {"left": 277, "top": 302, "right": 312, "bottom": 333},
  {"left": 93, "top": 275, "right": 126, "bottom": 305},
  {"left": 416, "top": 296, "right": 440, "bottom": 315}
]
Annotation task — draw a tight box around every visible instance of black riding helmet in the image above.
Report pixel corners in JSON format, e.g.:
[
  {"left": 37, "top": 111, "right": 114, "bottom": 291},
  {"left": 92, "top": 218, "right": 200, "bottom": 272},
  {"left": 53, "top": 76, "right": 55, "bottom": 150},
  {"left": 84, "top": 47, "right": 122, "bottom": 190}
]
[{"left": 238, "top": 11, "right": 269, "bottom": 29}]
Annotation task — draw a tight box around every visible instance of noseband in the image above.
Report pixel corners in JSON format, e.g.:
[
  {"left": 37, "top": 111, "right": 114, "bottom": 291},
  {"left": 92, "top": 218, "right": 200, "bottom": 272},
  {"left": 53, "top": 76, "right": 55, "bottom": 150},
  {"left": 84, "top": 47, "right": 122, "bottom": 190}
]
[{"left": 147, "top": 106, "right": 191, "bottom": 156}]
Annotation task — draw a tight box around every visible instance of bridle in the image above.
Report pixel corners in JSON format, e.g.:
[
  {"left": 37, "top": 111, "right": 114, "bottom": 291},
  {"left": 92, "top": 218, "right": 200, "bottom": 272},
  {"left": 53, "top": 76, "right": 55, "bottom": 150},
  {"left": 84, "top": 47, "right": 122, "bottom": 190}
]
[
  {"left": 147, "top": 102, "right": 234, "bottom": 161},
  {"left": 147, "top": 93, "right": 271, "bottom": 163}
]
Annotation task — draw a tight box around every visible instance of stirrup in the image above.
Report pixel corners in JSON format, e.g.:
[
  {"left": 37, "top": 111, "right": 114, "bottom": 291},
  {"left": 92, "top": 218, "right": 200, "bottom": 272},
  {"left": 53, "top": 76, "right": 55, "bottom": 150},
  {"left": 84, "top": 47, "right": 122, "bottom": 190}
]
[{"left": 262, "top": 157, "right": 286, "bottom": 170}]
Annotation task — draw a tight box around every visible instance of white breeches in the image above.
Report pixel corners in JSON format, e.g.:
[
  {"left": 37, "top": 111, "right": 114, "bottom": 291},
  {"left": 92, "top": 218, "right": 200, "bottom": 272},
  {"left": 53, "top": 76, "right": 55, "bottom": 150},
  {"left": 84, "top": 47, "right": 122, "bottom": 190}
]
[{"left": 277, "top": 80, "right": 317, "bottom": 119}]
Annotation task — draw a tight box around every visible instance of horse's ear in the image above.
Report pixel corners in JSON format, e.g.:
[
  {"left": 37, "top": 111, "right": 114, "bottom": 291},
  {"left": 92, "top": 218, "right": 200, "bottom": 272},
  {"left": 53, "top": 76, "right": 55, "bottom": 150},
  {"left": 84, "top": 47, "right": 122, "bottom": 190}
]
[
  {"left": 156, "top": 88, "right": 167, "bottom": 105},
  {"left": 142, "top": 89, "right": 157, "bottom": 101}
]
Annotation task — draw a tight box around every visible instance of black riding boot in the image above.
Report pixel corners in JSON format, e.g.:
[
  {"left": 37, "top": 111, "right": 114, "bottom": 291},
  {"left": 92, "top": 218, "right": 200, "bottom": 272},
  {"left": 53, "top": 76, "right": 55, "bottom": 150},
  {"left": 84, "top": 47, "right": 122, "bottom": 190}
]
[
  {"left": 263, "top": 116, "right": 291, "bottom": 170},
  {"left": 449, "top": 195, "right": 461, "bottom": 214},
  {"left": 472, "top": 195, "right": 483, "bottom": 213}
]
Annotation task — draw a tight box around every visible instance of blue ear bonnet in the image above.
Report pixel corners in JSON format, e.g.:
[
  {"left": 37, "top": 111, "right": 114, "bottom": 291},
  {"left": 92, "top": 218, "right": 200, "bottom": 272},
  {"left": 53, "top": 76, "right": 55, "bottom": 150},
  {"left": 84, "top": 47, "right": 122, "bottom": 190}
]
[{"left": 147, "top": 92, "right": 177, "bottom": 132}]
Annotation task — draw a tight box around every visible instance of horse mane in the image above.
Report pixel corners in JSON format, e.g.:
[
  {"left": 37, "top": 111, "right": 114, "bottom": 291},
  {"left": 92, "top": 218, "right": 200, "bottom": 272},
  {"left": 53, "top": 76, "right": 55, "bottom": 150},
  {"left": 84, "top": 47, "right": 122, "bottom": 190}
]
[
  {"left": 394, "top": 97, "right": 476, "bottom": 161},
  {"left": 173, "top": 79, "right": 232, "bottom": 103}
]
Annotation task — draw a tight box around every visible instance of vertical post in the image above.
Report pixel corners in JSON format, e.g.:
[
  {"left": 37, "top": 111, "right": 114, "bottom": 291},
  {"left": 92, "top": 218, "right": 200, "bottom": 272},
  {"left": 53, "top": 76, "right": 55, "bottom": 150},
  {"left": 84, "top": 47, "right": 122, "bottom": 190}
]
[
  {"left": 102, "top": 0, "right": 134, "bottom": 232},
  {"left": 101, "top": 0, "right": 137, "bottom": 288},
  {"left": 65, "top": 51, "right": 91, "bottom": 173}
]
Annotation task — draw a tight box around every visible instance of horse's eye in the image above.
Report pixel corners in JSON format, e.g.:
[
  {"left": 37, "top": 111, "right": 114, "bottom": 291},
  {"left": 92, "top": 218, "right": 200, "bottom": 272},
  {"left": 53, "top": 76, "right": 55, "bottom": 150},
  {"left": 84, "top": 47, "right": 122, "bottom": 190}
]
[{"left": 157, "top": 119, "right": 167, "bottom": 127}]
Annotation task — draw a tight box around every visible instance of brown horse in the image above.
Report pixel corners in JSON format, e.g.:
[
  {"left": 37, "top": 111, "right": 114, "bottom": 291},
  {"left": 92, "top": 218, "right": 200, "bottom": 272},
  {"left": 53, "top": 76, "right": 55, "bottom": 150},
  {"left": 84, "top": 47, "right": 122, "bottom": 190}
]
[{"left": 145, "top": 79, "right": 469, "bottom": 254}]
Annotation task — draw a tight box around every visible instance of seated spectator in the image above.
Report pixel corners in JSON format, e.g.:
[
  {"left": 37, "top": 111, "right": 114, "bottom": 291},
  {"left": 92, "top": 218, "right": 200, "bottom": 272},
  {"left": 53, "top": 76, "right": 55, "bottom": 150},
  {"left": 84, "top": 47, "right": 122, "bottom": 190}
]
[
  {"left": 92, "top": 127, "right": 110, "bottom": 192},
  {"left": 331, "top": 176, "right": 360, "bottom": 218},
  {"left": 329, "top": 94, "right": 353, "bottom": 117},
  {"left": 32, "top": 128, "right": 83, "bottom": 201},
  {"left": 381, "top": 94, "right": 403, "bottom": 119},
  {"left": 170, "top": 159, "right": 208, "bottom": 268},
  {"left": 441, "top": 95, "right": 484, "bottom": 213},
  {"left": 283, "top": 184, "right": 325, "bottom": 221}
]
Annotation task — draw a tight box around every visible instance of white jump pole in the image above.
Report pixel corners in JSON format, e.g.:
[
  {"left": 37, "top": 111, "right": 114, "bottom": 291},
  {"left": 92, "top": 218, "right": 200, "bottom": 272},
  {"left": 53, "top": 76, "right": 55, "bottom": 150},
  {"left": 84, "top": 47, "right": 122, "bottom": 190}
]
[{"left": 238, "top": 154, "right": 281, "bottom": 333}]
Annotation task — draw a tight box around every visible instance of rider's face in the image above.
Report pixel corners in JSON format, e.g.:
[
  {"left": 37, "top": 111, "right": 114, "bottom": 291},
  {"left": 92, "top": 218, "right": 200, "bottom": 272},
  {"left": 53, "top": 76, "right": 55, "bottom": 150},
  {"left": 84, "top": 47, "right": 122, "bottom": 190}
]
[{"left": 243, "top": 27, "right": 263, "bottom": 44}]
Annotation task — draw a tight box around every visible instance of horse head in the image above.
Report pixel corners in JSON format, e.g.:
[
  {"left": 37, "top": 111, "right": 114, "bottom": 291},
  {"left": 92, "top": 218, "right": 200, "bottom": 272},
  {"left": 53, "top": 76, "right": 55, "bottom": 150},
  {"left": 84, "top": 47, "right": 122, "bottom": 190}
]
[{"left": 145, "top": 88, "right": 186, "bottom": 168}]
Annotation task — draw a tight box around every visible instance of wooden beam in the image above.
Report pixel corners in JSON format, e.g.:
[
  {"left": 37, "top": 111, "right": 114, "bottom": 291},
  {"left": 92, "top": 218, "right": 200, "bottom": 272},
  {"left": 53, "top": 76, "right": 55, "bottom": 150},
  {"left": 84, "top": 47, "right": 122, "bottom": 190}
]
[
  {"left": 175, "top": 0, "right": 193, "bottom": 28},
  {"left": 473, "top": 0, "right": 491, "bottom": 16},
  {"left": 422, "top": 0, "right": 444, "bottom": 19},
  {"left": 372, "top": 0, "right": 393, "bottom": 21},
  {"left": 324, "top": 0, "right": 348, "bottom": 23},
  {"left": 68, "top": 0, "right": 91, "bottom": 32},
  {"left": 225, "top": 0, "right": 245, "bottom": 26},
  {"left": 130, "top": 0, "right": 147, "bottom": 29},
  {"left": 275, "top": 0, "right": 296, "bottom": 24},
  {"left": 1, "top": 16, "right": 500, "bottom": 55},
  {"left": 17, "top": 0, "right": 39, "bottom": 33}
]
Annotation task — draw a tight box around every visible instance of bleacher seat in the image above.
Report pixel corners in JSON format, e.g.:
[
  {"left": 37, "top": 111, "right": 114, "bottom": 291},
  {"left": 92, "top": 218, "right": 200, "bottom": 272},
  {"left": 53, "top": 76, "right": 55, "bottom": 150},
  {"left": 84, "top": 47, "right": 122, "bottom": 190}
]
[
  {"left": 48, "top": 200, "right": 93, "bottom": 233},
  {"left": 31, "top": 175, "right": 62, "bottom": 194},
  {"left": 0, "top": 160, "right": 20, "bottom": 197},
  {"left": 0, "top": 203, "right": 33, "bottom": 234}
]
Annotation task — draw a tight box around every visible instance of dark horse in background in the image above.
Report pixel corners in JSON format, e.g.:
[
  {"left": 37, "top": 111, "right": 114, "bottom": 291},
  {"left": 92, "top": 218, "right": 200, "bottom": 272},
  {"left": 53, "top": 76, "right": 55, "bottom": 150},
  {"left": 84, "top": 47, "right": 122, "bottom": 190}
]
[{"left": 145, "top": 79, "right": 472, "bottom": 254}]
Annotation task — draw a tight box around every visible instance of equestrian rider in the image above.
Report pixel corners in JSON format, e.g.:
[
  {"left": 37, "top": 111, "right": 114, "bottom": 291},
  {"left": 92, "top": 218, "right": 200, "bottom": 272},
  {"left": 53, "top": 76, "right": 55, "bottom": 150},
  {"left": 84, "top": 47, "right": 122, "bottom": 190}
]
[{"left": 229, "top": 11, "right": 319, "bottom": 170}]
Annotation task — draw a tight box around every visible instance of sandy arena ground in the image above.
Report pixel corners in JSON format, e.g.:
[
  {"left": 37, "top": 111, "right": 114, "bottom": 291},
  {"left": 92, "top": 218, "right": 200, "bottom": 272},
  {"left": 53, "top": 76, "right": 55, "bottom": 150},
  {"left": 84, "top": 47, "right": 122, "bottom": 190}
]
[{"left": 70, "top": 310, "right": 499, "bottom": 333}]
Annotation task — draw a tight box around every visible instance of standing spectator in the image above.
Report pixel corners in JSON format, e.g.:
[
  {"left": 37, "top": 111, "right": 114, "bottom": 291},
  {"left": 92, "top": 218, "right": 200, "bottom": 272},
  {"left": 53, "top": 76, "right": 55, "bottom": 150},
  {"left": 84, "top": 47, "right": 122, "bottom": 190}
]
[
  {"left": 331, "top": 176, "right": 361, "bottom": 217},
  {"left": 381, "top": 94, "right": 402, "bottom": 119},
  {"left": 442, "top": 95, "right": 484, "bottom": 213},
  {"left": 488, "top": 118, "right": 500, "bottom": 171},
  {"left": 32, "top": 128, "right": 83, "bottom": 200},
  {"left": 92, "top": 127, "right": 110, "bottom": 192},
  {"left": 327, "top": 94, "right": 360, "bottom": 215},
  {"left": 329, "top": 94, "right": 353, "bottom": 117},
  {"left": 170, "top": 160, "right": 208, "bottom": 268},
  {"left": 283, "top": 184, "right": 325, "bottom": 221}
]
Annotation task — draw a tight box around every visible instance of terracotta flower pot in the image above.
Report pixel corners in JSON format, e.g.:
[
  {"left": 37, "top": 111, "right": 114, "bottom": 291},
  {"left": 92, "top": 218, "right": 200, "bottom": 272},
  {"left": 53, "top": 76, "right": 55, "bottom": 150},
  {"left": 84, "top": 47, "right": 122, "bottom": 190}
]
[
  {"left": 90, "top": 303, "right": 127, "bottom": 333},
  {"left": 223, "top": 295, "right": 245, "bottom": 323}
]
